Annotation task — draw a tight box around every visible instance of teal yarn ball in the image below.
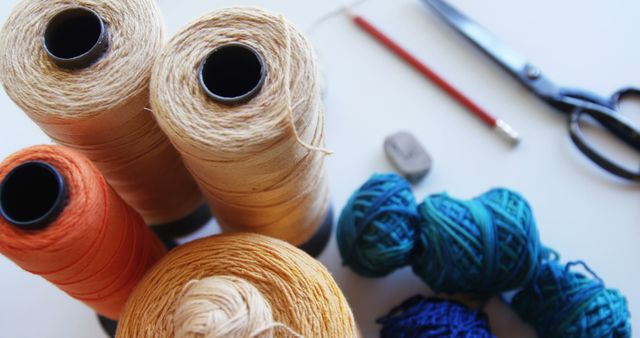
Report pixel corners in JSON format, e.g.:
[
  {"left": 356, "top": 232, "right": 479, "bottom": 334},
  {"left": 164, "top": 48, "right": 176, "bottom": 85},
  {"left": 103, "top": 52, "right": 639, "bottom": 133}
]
[
  {"left": 337, "top": 173, "right": 418, "bottom": 277},
  {"left": 412, "top": 188, "right": 544, "bottom": 294},
  {"left": 511, "top": 260, "right": 631, "bottom": 338}
]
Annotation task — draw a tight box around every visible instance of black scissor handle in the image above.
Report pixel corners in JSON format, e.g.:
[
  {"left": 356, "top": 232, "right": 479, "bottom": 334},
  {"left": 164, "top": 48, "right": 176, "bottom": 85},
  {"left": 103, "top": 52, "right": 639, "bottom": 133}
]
[
  {"left": 569, "top": 106, "right": 640, "bottom": 181},
  {"left": 610, "top": 86, "right": 640, "bottom": 110},
  {"left": 559, "top": 91, "right": 640, "bottom": 152}
]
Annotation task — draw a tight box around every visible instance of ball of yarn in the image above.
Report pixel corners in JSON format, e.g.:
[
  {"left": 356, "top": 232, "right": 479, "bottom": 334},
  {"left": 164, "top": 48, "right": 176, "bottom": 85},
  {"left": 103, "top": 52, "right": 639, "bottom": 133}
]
[
  {"left": 173, "top": 276, "right": 301, "bottom": 338},
  {"left": 117, "top": 233, "right": 358, "bottom": 337},
  {"left": 337, "top": 173, "right": 418, "bottom": 277},
  {"left": 337, "top": 173, "right": 544, "bottom": 295},
  {"left": 412, "top": 188, "right": 543, "bottom": 294},
  {"left": 377, "top": 296, "right": 494, "bottom": 338},
  {"left": 511, "top": 260, "right": 631, "bottom": 338}
]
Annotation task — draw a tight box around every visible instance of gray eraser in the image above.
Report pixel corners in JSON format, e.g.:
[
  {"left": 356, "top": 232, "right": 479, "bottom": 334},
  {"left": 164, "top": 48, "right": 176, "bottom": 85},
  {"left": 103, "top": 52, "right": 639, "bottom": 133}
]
[{"left": 384, "top": 131, "right": 432, "bottom": 183}]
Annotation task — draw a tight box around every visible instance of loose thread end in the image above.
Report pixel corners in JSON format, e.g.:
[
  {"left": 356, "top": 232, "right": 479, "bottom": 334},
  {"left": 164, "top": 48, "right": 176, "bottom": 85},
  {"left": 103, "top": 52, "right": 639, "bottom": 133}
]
[
  {"left": 345, "top": 0, "right": 372, "bottom": 16},
  {"left": 294, "top": 132, "right": 334, "bottom": 155}
]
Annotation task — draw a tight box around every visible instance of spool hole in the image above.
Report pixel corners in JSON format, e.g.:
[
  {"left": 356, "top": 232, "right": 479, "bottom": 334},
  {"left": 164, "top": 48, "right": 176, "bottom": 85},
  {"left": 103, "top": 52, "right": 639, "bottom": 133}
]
[
  {"left": 199, "top": 43, "right": 266, "bottom": 105},
  {"left": 43, "top": 8, "right": 108, "bottom": 69},
  {"left": 0, "top": 162, "right": 67, "bottom": 229}
]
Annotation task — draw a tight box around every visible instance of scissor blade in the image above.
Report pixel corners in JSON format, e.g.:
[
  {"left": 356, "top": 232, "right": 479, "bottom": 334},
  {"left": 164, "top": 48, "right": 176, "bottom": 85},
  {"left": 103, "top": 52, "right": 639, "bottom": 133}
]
[{"left": 422, "top": 0, "right": 530, "bottom": 82}]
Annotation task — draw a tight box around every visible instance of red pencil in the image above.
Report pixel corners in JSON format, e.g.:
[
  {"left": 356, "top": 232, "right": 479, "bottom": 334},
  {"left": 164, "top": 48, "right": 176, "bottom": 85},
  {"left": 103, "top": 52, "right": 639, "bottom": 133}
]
[{"left": 347, "top": 10, "right": 520, "bottom": 145}]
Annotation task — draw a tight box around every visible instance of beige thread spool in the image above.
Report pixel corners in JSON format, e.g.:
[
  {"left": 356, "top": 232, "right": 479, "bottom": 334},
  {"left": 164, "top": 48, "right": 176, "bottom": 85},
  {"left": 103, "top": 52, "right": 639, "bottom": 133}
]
[
  {"left": 0, "top": 0, "right": 208, "bottom": 236},
  {"left": 117, "top": 233, "right": 359, "bottom": 337},
  {"left": 150, "top": 7, "right": 332, "bottom": 254}
]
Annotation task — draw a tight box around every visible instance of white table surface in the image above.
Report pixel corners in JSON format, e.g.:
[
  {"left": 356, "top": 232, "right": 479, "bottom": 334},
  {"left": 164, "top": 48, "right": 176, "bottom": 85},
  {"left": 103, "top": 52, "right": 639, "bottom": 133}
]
[{"left": 1, "top": 0, "right": 639, "bottom": 337}]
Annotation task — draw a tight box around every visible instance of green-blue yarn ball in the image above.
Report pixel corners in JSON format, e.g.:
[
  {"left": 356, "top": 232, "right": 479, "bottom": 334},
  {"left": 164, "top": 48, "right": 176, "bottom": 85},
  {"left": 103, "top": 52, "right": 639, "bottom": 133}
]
[
  {"left": 511, "top": 260, "right": 631, "bottom": 338},
  {"left": 412, "top": 188, "right": 544, "bottom": 294},
  {"left": 337, "top": 173, "right": 418, "bottom": 277}
]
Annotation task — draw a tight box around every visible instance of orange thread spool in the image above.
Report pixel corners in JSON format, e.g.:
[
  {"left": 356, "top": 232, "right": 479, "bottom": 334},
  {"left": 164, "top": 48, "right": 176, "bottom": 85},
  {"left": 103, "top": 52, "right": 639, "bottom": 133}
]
[{"left": 0, "top": 145, "right": 166, "bottom": 320}]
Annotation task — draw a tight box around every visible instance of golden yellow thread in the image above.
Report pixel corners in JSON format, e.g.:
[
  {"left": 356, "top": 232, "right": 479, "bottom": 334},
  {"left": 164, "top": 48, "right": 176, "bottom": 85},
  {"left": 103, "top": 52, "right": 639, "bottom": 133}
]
[{"left": 117, "top": 234, "right": 359, "bottom": 337}]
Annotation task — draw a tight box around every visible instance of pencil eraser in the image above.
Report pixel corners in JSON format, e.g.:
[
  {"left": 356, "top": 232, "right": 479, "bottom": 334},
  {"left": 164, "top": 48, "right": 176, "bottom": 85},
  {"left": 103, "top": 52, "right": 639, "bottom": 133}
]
[{"left": 384, "top": 131, "right": 432, "bottom": 183}]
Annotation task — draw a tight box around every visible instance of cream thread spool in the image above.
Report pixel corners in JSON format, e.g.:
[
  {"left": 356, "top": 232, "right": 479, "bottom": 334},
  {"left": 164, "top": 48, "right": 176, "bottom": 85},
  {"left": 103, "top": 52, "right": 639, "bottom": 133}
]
[
  {"left": 150, "top": 7, "right": 333, "bottom": 256},
  {"left": 0, "top": 0, "right": 210, "bottom": 238}
]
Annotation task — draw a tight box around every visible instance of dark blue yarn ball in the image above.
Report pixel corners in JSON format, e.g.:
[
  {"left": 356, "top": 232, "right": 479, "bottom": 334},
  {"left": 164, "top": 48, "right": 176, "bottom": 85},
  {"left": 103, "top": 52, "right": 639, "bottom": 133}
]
[
  {"left": 377, "top": 296, "right": 494, "bottom": 338},
  {"left": 412, "top": 188, "right": 544, "bottom": 294},
  {"left": 511, "top": 260, "right": 631, "bottom": 338},
  {"left": 337, "top": 173, "right": 418, "bottom": 277}
]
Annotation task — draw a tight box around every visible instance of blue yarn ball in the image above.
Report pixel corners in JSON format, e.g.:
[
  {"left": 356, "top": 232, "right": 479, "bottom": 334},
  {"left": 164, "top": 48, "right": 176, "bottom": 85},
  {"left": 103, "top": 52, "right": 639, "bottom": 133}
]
[
  {"left": 377, "top": 295, "right": 494, "bottom": 338},
  {"left": 412, "top": 188, "right": 544, "bottom": 294},
  {"left": 511, "top": 260, "right": 631, "bottom": 338},
  {"left": 337, "top": 173, "right": 418, "bottom": 277}
]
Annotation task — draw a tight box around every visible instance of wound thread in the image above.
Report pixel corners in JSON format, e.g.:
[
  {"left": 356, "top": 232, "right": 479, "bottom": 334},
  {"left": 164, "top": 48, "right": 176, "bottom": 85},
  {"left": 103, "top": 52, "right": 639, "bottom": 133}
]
[
  {"left": 0, "top": 0, "right": 203, "bottom": 225},
  {"left": 377, "top": 296, "right": 494, "bottom": 338},
  {"left": 337, "top": 173, "right": 544, "bottom": 295},
  {"left": 117, "top": 234, "right": 358, "bottom": 337},
  {"left": 0, "top": 145, "right": 167, "bottom": 319},
  {"left": 173, "top": 276, "right": 302, "bottom": 338},
  {"left": 150, "top": 7, "right": 331, "bottom": 245}
]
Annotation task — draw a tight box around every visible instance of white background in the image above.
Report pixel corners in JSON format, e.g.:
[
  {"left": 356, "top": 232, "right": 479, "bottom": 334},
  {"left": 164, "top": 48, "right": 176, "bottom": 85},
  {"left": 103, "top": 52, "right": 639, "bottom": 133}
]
[{"left": 1, "top": 0, "right": 639, "bottom": 337}]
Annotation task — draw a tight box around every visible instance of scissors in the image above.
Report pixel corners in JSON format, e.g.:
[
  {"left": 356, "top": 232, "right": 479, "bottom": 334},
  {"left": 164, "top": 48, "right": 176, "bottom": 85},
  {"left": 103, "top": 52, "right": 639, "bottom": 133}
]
[{"left": 422, "top": 0, "right": 640, "bottom": 181}]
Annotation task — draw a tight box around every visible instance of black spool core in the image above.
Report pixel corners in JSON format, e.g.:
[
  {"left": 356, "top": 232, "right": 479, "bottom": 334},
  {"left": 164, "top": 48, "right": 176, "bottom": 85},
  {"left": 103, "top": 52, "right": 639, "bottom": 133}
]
[
  {"left": 0, "top": 162, "right": 68, "bottom": 230},
  {"left": 298, "top": 206, "right": 334, "bottom": 258},
  {"left": 43, "top": 7, "right": 108, "bottom": 69},
  {"left": 151, "top": 203, "right": 212, "bottom": 241},
  {"left": 97, "top": 315, "right": 117, "bottom": 338},
  {"left": 199, "top": 43, "right": 266, "bottom": 105}
]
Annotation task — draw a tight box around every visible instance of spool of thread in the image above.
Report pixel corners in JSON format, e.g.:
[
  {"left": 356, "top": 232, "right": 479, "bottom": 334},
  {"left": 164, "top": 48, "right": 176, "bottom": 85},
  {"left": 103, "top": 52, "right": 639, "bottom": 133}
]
[
  {"left": 377, "top": 296, "right": 494, "bottom": 338},
  {"left": 117, "top": 233, "right": 358, "bottom": 337},
  {"left": 149, "top": 7, "right": 332, "bottom": 255},
  {"left": 0, "top": 145, "right": 166, "bottom": 320},
  {"left": 511, "top": 259, "right": 631, "bottom": 338},
  {"left": 0, "top": 0, "right": 208, "bottom": 236},
  {"left": 337, "top": 173, "right": 544, "bottom": 295}
]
